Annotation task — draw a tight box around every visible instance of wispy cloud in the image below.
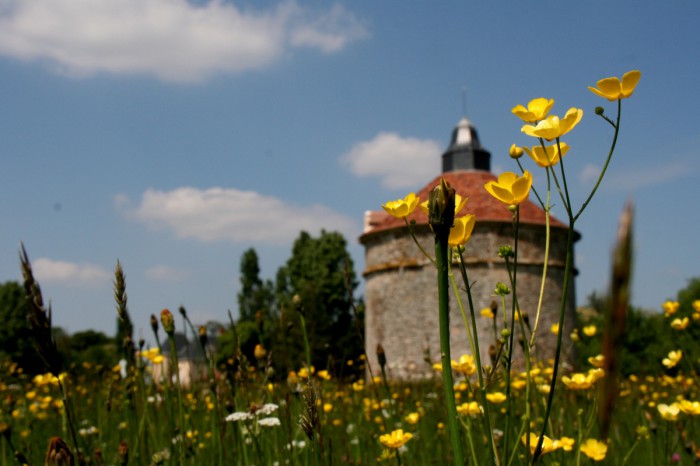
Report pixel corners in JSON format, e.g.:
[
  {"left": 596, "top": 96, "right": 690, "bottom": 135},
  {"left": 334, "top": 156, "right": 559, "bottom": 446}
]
[
  {"left": 605, "top": 160, "right": 692, "bottom": 191},
  {"left": 33, "top": 258, "right": 110, "bottom": 286},
  {"left": 341, "top": 132, "right": 441, "bottom": 189},
  {"left": 122, "top": 186, "right": 359, "bottom": 244},
  {"left": 145, "top": 265, "right": 191, "bottom": 282},
  {"left": 0, "top": 0, "right": 368, "bottom": 83}
]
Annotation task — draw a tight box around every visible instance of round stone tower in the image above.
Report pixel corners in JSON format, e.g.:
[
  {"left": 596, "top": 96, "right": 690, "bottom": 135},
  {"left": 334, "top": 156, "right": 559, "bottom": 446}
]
[{"left": 360, "top": 117, "right": 578, "bottom": 380}]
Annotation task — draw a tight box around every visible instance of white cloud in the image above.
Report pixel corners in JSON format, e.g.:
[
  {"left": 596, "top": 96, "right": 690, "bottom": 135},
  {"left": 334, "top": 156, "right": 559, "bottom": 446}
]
[
  {"left": 123, "top": 186, "right": 359, "bottom": 244},
  {"left": 0, "top": 0, "right": 368, "bottom": 82},
  {"left": 145, "top": 265, "right": 191, "bottom": 282},
  {"left": 579, "top": 163, "right": 601, "bottom": 184},
  {"left": 33, "top": 258, "right": 111, "bottom": 286},
  {"left": 606, "top": 160, "right": 692, "bottom": 191},
  {"left": 341, "top": 132, "right": 441, "bottom": 189}
]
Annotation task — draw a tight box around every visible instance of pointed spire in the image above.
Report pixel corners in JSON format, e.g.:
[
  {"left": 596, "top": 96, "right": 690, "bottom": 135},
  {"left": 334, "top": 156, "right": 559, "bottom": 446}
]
[{"left": 442, "top": 117, "right": 490, "bottom": 173}]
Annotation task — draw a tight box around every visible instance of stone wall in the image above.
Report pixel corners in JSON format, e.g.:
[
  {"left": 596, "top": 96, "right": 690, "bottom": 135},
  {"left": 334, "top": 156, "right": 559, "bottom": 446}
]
[{"left": 362, "top": 221, "right": 576, "bottom": 380}]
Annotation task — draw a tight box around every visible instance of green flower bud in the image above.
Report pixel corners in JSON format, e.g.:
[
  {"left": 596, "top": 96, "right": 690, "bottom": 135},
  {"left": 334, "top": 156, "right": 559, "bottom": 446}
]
[
  {"left": 428, "top": 178, "right": 456, "bottom": 237},
  {"left": 494, "top": 282, "right": 511, "bottom": 296},
  {"left": 501, "top": 329, "right": 511, "bottom": 338},
  {"left": 498, "top": 245, "right": 514, "bottom": 258},
  {"left": 595, "top": 106, "right": 605, "bottom": 116},
  {"left": 160, "top": 308, "right": 175, "bottom": 335}
]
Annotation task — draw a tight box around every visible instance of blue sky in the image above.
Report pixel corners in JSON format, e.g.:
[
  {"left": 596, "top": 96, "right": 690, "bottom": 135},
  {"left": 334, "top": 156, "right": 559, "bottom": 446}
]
[{"left": 1, "top": 1, "right": 698, "bottom": 337}]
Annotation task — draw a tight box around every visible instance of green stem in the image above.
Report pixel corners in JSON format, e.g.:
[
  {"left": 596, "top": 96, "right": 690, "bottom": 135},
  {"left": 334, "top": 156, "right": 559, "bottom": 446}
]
[{"left": 435, "top": 233, "right": 466, "bottom": 466}]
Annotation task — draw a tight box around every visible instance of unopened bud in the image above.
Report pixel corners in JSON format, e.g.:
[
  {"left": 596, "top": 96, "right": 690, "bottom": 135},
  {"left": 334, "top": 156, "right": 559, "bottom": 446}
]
[
  {"left": 498, "top": 245, "right": 514, "bottom": 259},
  {"left": 198, "top": 326, "right": 208, "bottom": 348},
  {"left": 509, "top": 144, "right": 524, "bottom": 159},
  {"left": 494, "top": 282, "right": 511, "bottom": 296},
  {"left": 428, "top": 178, "right": 456, "bottom": 236},
  {"left": 376, "top": 344, "right": 387, "bottom": 369},
  {"left": 595, "top": 106, "right": 605, "bottom": 116},
  {"left": 45, "top": 437, "right": 74, "bottom": 466},
  {"left": 150, "top": 314, "right": 159, "bottom": 334},
  {"left": 160, "top": 309, "right": 175, "bottom": 335},
  {"left": 501, "top": 329, "right": 511, "bottom": 338}
]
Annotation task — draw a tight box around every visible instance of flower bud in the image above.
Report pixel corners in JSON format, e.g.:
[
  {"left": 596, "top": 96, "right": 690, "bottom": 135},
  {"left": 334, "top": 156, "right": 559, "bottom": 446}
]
[
  {"left": 160, "top": 309, "right": 175, "bottom": 335},
  {"left": 498, "top": 245, "right": 514, "bottom": 258},
  {"left": 376, "top": 343, "right": 387, "bottom": 370},
  {"left": 150, "top": 314, "right": 159, "bottom": 334},
  {"left": 501, "top": 329, "right": 511, "bottom": 338},
  {"left": 198, "top": 326, "right": 208, "bottom": 348},
  {"left": 45, "top": 437, "right": 74, "bottom": 466},
  {"left": 254, "top": 344, "right": 267, "bottom": 360},
  {"left": 428, "top": 178, "right": 456, "bottom": 236},
  {"left": 509, "top": 144, "right": 524, "bottom": 159},
  {"left": 494, "top": 282, "right": 511, "bottom": 296},
  {"left": 595, "top": 106, "right": 605, "bottom": 116}
]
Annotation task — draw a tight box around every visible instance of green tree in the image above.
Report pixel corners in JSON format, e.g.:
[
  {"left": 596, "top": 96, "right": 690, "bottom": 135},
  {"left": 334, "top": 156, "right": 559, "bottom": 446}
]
[
  {"left": 275, "top": 230, "right": 363, "bottom": 376},
  {"left": 0, "top": 281, "right": 45, "bottom": 373},
  {"left": 237, "top": 248, "right": 275, "bottom": 323}
]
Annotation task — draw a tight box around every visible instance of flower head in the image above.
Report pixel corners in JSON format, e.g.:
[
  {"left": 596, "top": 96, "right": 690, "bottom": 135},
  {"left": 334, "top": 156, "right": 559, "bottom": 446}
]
[
  {"left": 671, "top": 317, "right": 689, "bottom": 330},
  {"left": 509, "top": 144, "right": 524, "bottom": 159},
  {"left": 486, "top": 392, "right": 507, "bottom": 404},
  {"left": 662, "top": 300, "right": 680, "bottom": 317},
  {"left": 456, "top": 401, "right": 482, "bottom": 417},
  {"left": 382, "top": 193, "right": 419, "bottom": 219},
  {"left": 512, "top": 98, "right": 555, "bottom": 123},
  {"left": 523, "top": 143, "right": 570, "bottom": 167},
  {"left": 160, "top": 309, "right": 175, "bottom": 335},
  {"left": 451, "top": 354, "right": 476, "bottom": 376},
  {"left": 484, "top": 171, "right": 533, "bottom": 207},
  {"left": 657, "top": 403, "right": 681, "bottom": 421},
  {"left": 521, "top": 433, "right": 558, "bottom": 456},
  {"left": 583, "top": 325, "right": 597, "bottom": 337},
  {"left": 448, "top": 214, "right": 476, "bottom": 247},
  {"left": 588, "top": 70, "right": 641, "bottom": 101},
  {"left": 521, "top": 108, "right": 583, "bottom": 141},
  {"left": 379, "top": 429, "right": 412, "bottom": 449},
  {"left": 562, "top": 372, "right": 596, "bottom": 390},
  {"left": 662, "top": 350, "right": 682, "bottom": 369},
  {"left": 580, "top": 438, "right": 607, "bottom": 461}
]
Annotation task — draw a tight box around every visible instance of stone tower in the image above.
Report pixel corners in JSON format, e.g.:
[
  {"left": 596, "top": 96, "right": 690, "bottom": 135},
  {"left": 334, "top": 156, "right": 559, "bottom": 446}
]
[{"left": 360, "top": 117, "right": 578, "bottom": 380}]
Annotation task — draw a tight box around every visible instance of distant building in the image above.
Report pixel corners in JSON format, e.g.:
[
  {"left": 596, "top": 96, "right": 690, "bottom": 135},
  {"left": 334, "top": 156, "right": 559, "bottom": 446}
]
[{"left": 360, "top": 117, "right": 579, "bottom": 379}]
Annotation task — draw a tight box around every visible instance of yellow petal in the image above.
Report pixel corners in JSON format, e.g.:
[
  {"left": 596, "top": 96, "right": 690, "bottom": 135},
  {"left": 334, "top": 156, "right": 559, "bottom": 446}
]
[
  {"left": 484, "top": 182, "right": 514, "bottom": 205},
  {"left": 621, "top": 70, "right": 641, "bottom": 97},
  {"left": 595, "top": 77, "right": 622, "bottom": 100},
  {"left": 511, "top": 171, "right": 532, "bottom": 204}
]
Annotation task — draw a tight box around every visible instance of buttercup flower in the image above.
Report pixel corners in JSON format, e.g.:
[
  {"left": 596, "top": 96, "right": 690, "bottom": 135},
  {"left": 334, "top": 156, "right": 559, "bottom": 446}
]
[
  {"left": 588, "top": 70, "right": 641, "bottom": 101},
  {"left": 521, "top": 108, "right": 583, "bottom": 141},
  {"left": 456, "top": 401, "right": 482, "bottom": 417},
  {"left": 448, "top": 214, "right": 476, "bottom": 247},
  {"left": 451, "top": 354, "right": 476, "bottom": 376},
  {"left": 382, "top": 193, "right": 419, "bottom": 218},
  {"left": 662, "top": 300, "right": 680, "bottom": 317},
  {"left": 657, "top": 403, "right": 681, "bottom": 421},
  {"left": 662, "top": 350, "right": 682, "bottom": 369},
  {"left": 670, "top": 317, "right": 689, "bottom": 330},
  {"left": 379, "top": 429, "right": 413, "bottom": 449},
  {"left": 486, "top": 392, "right": 507, "bottom": 404},
  {"left": 583, "top": 325, "right": 597, "bottom": 337},
  {"left": 512, "top": 98, "right": 555, "bottom": 123},
  {"left": 678, "top": 399, "right": 700, "bottom": 416},
  {"left": 523, "top": 143, "right": 570, "bottom": 167},
  {"left": 521, "top": 433, "right": 558, "bottom": 456},
  {"left": 484, "top": 171, "right": 533, "bottom": 206},
  {"left": 509, "top": 144, "right": 524, "bottom": 159},
  {"left": 580, "top": 438, "right": 607, "bottom": 461},
  {"left": 480, "top": 307, "right": 494, "bottom": 319},
  {"left": 562, "top": 372, "right": 596, "bottom": 390}
]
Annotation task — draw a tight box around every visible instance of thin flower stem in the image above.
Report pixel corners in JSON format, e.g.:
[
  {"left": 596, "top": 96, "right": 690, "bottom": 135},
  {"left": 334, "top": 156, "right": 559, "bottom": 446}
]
[
  {"left": 456, "top": 250, "right": 499, "bottom": 466},
  {"left": 434, "top": 233, "right": 466, "bottom": 466},
  {"left": 529, "top": 171, "right": 552, "bottom": 349},
  {"left": 574, "top": 100, "right": 622, "bottom": 222},
  {"left": 448, "top": 267, "right": 477, "bottom": 361},
  {"left": 404, "top": 218, "right": 436, "bottom": 266}
]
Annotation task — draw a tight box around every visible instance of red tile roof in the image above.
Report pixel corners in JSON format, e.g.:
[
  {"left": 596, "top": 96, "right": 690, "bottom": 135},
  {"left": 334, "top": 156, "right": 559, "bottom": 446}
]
[{"left": 362, "top": 170, "right": 569, "bottom": 238}]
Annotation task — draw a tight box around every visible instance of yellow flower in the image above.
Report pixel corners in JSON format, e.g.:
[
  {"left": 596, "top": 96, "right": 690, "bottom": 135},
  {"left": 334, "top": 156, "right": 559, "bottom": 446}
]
[
  {"left": 451, "top": 354, "right": 476, "bottom": 376},
  {"left": 678, "top": 399, "right": 700, "bottom": 416},
  {"left": 448, "top": 214, "right": 476, "bottom": 247},
  {"left": 523, "top": 142, "right": 570, "bottom": 168},
  {"left": 671, "top": 317, "right": 689, "bottom": 330},
  {"left": 253, "top": 344, "right": 266, "bottom": 360},
  {"left": 558, "top": 437, "right": 575, "bottom": 451},
  {"left": 404, "top": 412, "right": 420, "bottom": 424},
  {"left": 382, "top": 193, "right": 419, "bottom": 219},
  {"left": 521, "top": 433, "right": 558, "bottom": 456},
  {"left": 662, "top": 300, "right": 680, "bottom": 317},
  {"left": 484, "top": 171, "right": 533, "bottom": 206},
  {"left": 693, "top": 300, "right": 700, "bottom": 312},
  {"left": 480, "top": 307, "right": 494, "bottom": 319},
  {"left": 562, "top": 372, "right": 595, "bottom": 390},
  {"left": 509, "top": 144, "right": 524, "bottom": 159},
  {"left": 588, "top": 354, "right": 605, "bottom": 368},
  {"left": 317, "top": 370, "right": 331, "bottom": 381},
  {"left": 550, "top": 323, "right": 559, "bottom": 334},
  {"left": 486, "top": 392, "right": 507, "bottom": 404},
  {"left": 588, "top": 70, "right": 641, "bottom": 101},
  {"left": 583, "top": 325, "right": 597, "bottom": 337},
  {"left": 512, "top": 98, "right": 555, "bottom": 123},
  {"left": 379, "top": 429, "right": 413, "bottom": 449},
  {"left": 657, "top": 403, "right": 681, "bottom": 421},
  {"left": 580, "top": 438, "right": 607, "bottom": 461},
  {"left": 662, "top": 350, "right": 682, "bottom": 369},
  {"left": 456, "top": 401, "right": 482, "bottom": 417},
  {"left": 323, "top": 403, "right": 333, "bottom": 413},
  {"left": 521, "top": 108, "right": 583, "bottom": 141}
]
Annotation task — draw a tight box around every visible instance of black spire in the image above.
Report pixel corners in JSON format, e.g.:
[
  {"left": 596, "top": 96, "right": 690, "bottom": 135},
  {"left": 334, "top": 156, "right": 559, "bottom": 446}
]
[{"left": 441, "top": 117, "right": 491, "bottom": 172}]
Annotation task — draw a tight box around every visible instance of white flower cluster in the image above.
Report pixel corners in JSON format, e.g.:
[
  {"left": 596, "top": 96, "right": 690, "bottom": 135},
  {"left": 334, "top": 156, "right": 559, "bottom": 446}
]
[{"left": 226, "top": 403, "right": 281, "bottom": 428}]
